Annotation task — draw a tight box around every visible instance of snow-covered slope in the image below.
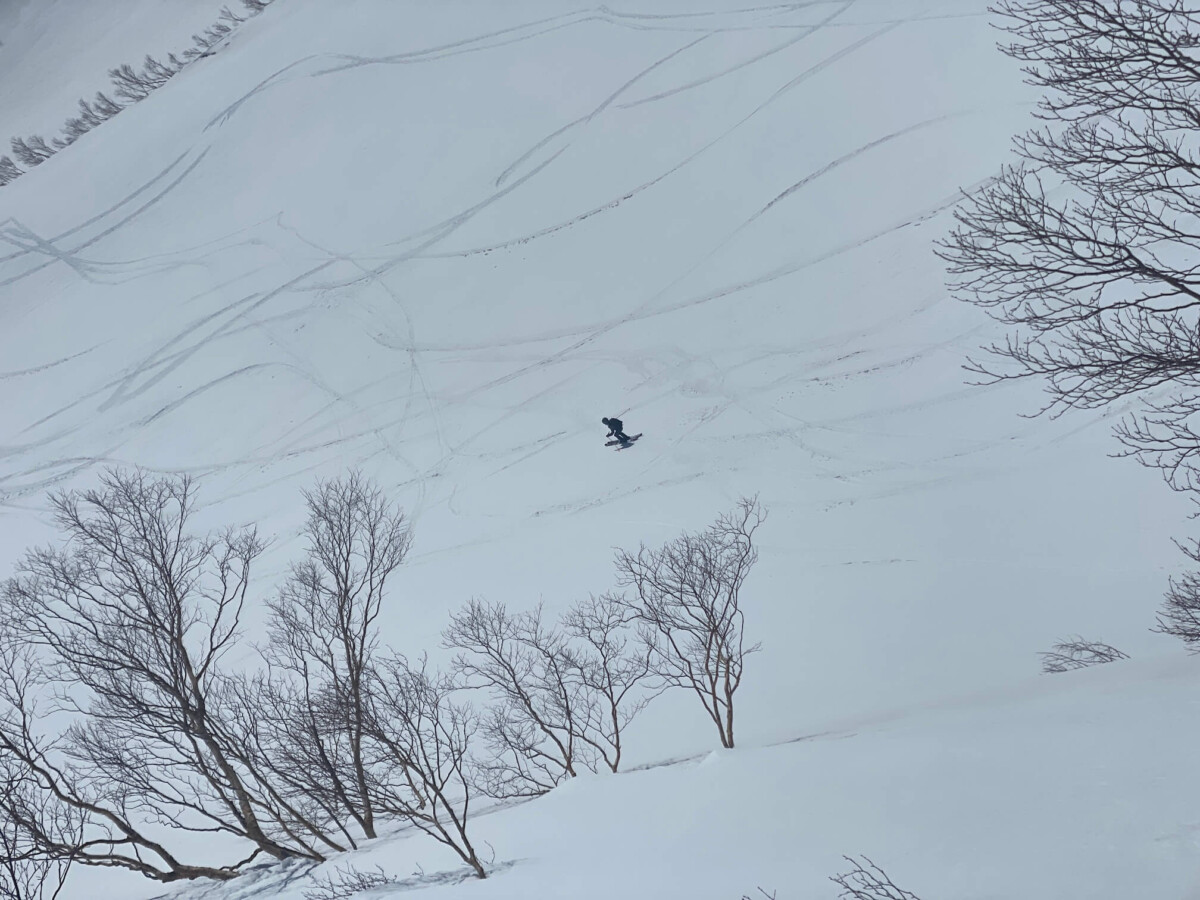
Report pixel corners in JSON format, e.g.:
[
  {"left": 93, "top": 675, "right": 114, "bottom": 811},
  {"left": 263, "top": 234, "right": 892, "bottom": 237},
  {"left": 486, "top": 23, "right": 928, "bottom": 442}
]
[
  {"left": 159, "top": 653, "right": 1200, "bottom": 900},
  {"left": 0, "top": 0, "right": 228, "bottom": 141},
  {"left": 0, "top": 1, "right": 1193, "bottom": 897}
]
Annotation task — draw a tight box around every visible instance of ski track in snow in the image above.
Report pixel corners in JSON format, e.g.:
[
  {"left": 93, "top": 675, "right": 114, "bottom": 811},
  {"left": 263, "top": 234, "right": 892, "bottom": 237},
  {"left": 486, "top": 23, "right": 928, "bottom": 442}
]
[
  {"left": 0, "top": 0, "right": 1013, "bottom": 513},
  {"left": 5, "top": 3, "right": 1196, "bottom": 898}
]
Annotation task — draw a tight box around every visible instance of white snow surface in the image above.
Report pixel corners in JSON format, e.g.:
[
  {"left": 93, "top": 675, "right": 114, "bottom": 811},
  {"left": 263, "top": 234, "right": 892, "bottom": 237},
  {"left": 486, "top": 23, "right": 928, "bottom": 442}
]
[{"left": 1, "top": 0, "right": 1196, "bottom": 897}]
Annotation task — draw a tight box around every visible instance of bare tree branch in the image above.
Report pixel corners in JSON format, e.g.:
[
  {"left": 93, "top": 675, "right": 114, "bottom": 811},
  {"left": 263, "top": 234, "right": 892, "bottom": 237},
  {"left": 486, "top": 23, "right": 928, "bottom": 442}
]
[
  {"left": 443, "top": 600, "right": 582, "bottom": 798},
  {"left": 940, "top": 0, "right": 1200, "bottom": 651},
  {"left": 831, "top": 856, "right": 923, "bottom": 900},
  {"left": 259, "top": 472, "right": 412, "bottom": 841},
  {"left": 1039, "top": 635, "right": 1129, "bottom": 672},
  {"left": 0, "top": 470, "right": 326, "bottom": 883},
  {"left": 940, "top": 1, "right": 1200, "bottom": 434},
  {"left": 363, "top": 656, "right": 488, "bottom": 879},
  {"left": 561, "top": 593, "right": 656, "bottom": 773},
  {"left": 614, "top": 497, "right": 765, "bottom": 749},
  {"left": 302, "top": 863, "right": 395, "bottom": 900},
  {"left": 444, "top": 593, "right": 655, "bottom": 798}
]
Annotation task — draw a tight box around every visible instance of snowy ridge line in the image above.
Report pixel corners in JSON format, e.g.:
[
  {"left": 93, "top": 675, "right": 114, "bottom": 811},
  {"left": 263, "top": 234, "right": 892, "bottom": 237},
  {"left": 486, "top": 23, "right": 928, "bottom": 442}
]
[
  {"left": 2, "top": 0, "right": 1194, "bottom": 894},
  {"left": 0, "top": 1, "right": 278, "bottom": 190},
  {"left": 2, "top": 1, "right": 946, "bottom": 314}
]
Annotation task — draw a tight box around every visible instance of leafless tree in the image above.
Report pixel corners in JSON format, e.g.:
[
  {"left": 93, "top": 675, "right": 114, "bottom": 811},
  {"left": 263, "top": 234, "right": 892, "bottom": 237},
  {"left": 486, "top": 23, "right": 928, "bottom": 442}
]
[
  {"left": 0, "top": 750, "right": 78, "bottom": 900},
  {"left": 561, "top": 593, "right": 655, "bottom": 773},
  {"left": 24, "top": 137, "right": 53, "bottom": 161},
  {"left": 941, "top": 0, "right": 1200, "bottom": 438},
  {"left": 831, "top": 857, "right": 923, "bottom": 900},
  {"left": 1039, "top": 635, "right": 1129, "bottom": 673},
  {"left": 0, "top": 470, "right": 340, "bottom": 883},
  {"left": 0, "top": 1, "right": 276, "bottom": 193},
  {"left": 302, "top": 863, "right": 395, "bottom": 900},
  {"left": 941, "top": 0, "right": 1200, "bottom": 478},
  {"left": 363, "top": 655, "right": 488, "bottom": 880},
  {"left": 0, "top": 626, "right": 237, "bottom": 883},
  {"left": 220, "top": 674, "right": 362, "bottom": 855},
  {"left": 1154, "top": 537, "right": 1200, "bottom": 645},
  {"left": 259, "top": 473, "right": 412, "bottom": 841},
  {"left": 443, "top": 593, "right": 652, "bottom": 796},
  {"left": 939, "top": 0, "right": 1200, "bottom": 645},
  {"left": 92, "top": 93, "right": 123, "bottom": 118},
  {"left": 614, "top": 498, "right": 765, "bottom": 749},
  {"left": 0, "top": 467, "right": 504, "bottom": 891},
  {"left": 190, "top": 21, "right": 234, "bottom": 57},
  {"left": 219, "top": 6, "right": 246, "bottom": 27},
  {"left": 141, "top": 56, "right": 178, "bottom": 89},
  {"left": 74, "top": 100, "right": 101, "bottom": 129},
  {"left": 0, "top": 157, "right": 22, "bottom": 186},
  {"left": 444, "top": 600, "right": 583, "bottom": 798},
  {"left": 52, "top": 115, "right": 92, "bottom": 151},
  {"left": 107, "top": 64, "right": 154, "bottom": 103},
  {"left": 9, "top": 138, "right": 52, "bottom": 168}
]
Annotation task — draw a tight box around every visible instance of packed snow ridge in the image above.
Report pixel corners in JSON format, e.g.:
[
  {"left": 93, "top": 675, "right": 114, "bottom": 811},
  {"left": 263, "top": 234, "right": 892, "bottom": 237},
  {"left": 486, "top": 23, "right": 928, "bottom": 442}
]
[{"left": 0, "top": 0, "right": 1196, "bottom": 898}]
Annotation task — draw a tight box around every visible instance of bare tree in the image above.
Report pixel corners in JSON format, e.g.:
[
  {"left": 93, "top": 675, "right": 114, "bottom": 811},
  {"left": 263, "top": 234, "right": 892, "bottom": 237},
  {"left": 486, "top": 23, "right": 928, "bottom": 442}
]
[
  {"left": 1155, "top": 537, "right": 1200, "bottom": 645},
  {"left": 192, "top": 21, "right": 234, "bottom": 55},
  {"left": 92, "top": 92, "right": 124, "bottom": 119},
  {"left": 0, "top": 625, "right": 238, "bottom": 883},
  {"left": 444, "top": 600, "right": 583, "bottom": 798},
  {"left": 363, "top": 655, "right": 488, "bottom": 880},
  {"left": 0, "top": 157, "right": 21, "bottom": 186},
  {"left": 52, "top": 115, "right": 92, "bottom": 150},
  {"left": 302, "top": 864, "right": 395, "bottom": 900},
  {"left": 942, "top": 0, "right": 1200, "bottom": 478},
  {"left": 614, "top": 498, "right": 765, "bottom": 749},
  {"left": 107, "top": 64, "right": 154, "bottom": 102},
  {"left": 75, "top": 99, "right": 102, "bottom": 129},
  {"left": 219, "top": 6, "right": 246, "bottom": 27},
  {"left": 831, "top": 857, "right": 923, "bottom": 900},
  {"left": 0, "top": 470, "right": 338, "bottom": 882},
  {"left": 939, "top": 0, "right": 1200, "bottom": 645},
  {"left": 941, "top": 0, "right": 1200, "bottom": 437},
  {"left": 444, "top": 594, "right": 654, "bottom": 796},
  {"left": 141, "top": 56, "right": 178, "bottom": 88},
  {"left": 220, "top": 674, "right": 362, "bottom": 855},
  {"left": 1039, "top": 635, "right": 1129, "bottom": 673},
  {"left": 0, "top": 749, "right": 78, "bottom": 900},
  {"left": 561, "top": 593, "right": 655, "bottom": 773},
  {"left": 0, "top": 1, "right": 277, "bottom": 192},
  {"left": 9, "top": 138, "right": 52, "bottom": 168},
  {"left": 260, "top": 473, "right": 412, "bottom": 841}
]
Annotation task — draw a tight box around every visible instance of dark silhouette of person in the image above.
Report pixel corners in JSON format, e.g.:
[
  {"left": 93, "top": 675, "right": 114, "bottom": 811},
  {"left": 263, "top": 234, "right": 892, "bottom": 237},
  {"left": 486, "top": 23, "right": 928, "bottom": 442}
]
[{"left": 602, "top": 417, "right": 630, "bottom": 443}]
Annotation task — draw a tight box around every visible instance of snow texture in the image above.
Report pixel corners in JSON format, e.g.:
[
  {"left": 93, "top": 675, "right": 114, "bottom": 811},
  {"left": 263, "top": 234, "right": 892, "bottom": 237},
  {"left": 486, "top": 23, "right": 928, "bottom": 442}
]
[{"left": 0, "top": 0, "right": 1195, "bottom": 897}]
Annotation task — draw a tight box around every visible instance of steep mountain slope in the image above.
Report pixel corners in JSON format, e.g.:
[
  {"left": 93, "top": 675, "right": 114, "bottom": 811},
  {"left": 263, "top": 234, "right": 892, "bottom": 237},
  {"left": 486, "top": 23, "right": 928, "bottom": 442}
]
[
  {"left": 0, "top": 0, "right": 226, "bottom": 141},
  {"left": 157, "top": 653, "right": 1200, "bottom": 900},
  {"left": 0, "top": 1, "right": 1194, "bottom": 898}
]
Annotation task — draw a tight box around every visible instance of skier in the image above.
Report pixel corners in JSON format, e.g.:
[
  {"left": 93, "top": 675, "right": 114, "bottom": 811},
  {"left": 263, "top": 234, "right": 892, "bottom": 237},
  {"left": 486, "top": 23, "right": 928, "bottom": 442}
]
[
  {"left": 604, "top": 415, "right": 633, "bottom": 444},
  {"left": 602, "top": 416, "right": 631, "bottom": 444}
]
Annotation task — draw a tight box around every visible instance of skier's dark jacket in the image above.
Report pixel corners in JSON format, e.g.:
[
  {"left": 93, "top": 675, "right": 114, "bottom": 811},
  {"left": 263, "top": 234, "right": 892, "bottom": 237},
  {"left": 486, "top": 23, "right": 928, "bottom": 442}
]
[{"left": 602, "top": 417, "right": 624, "bottom": 435}]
